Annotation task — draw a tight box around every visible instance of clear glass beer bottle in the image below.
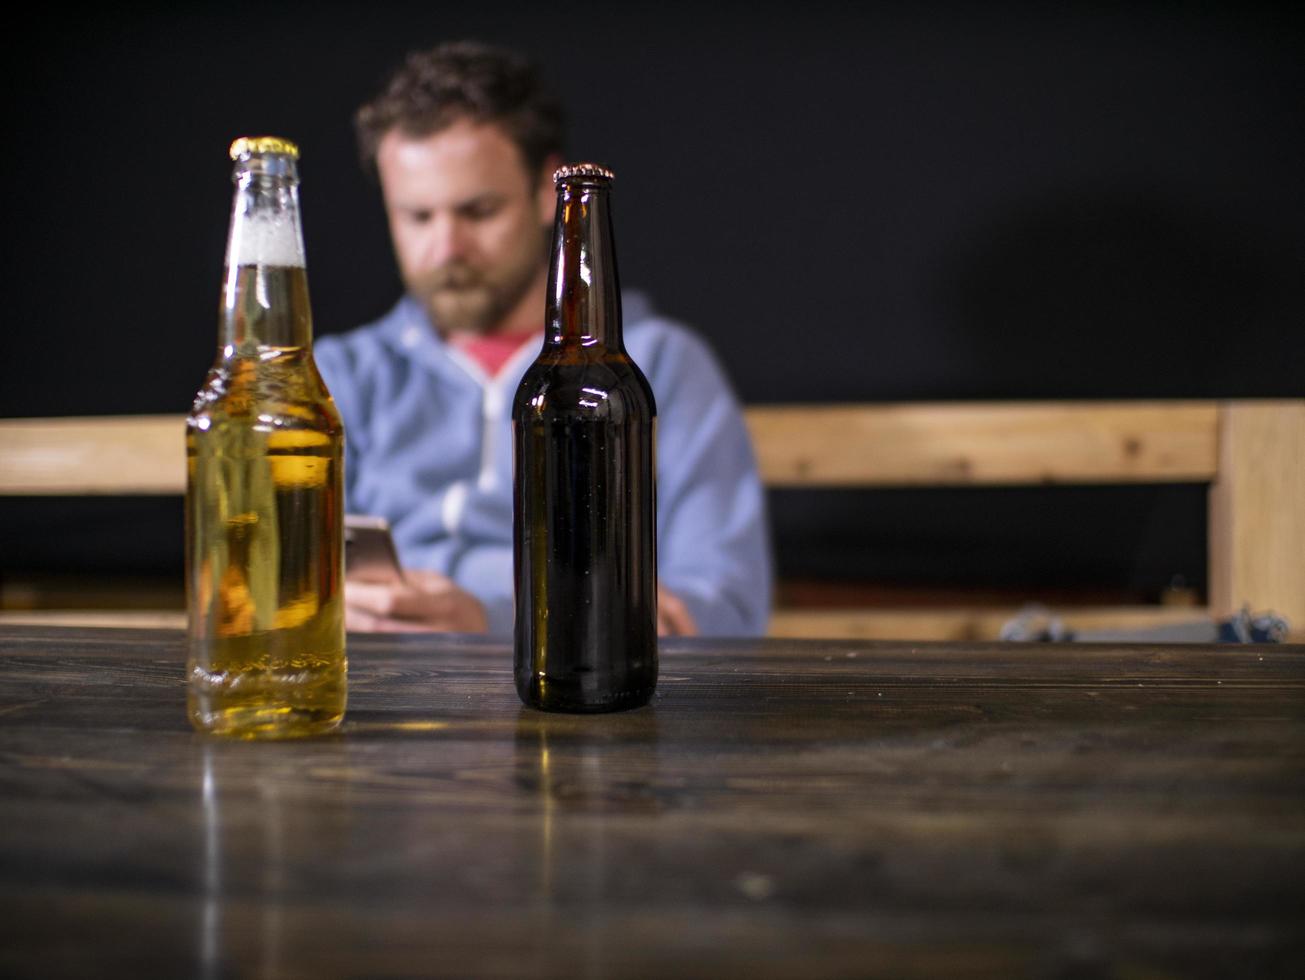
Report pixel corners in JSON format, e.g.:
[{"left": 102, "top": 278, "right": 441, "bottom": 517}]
[
  {"left": 186, "top": 137, "right": 346, "bottom": 738},
  {"left": 512, "top": 163, "right": 658, "bottom": 712}
]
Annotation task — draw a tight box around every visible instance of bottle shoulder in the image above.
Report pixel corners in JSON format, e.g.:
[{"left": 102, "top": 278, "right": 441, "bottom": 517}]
[
  {"left": 189, "top": 350, "right": 342, "bottom": 435},
  {"left": 513, "top": 348, "right": 656, "bottom": 422}
]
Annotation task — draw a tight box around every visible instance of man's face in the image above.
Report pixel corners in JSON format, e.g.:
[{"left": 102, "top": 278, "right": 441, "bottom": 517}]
[{"left": 376, "top": 118, "right": 554, "bottom": 335}]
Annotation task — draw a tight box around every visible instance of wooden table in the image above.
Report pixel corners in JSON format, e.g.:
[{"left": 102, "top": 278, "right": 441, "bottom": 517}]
[{"left": 1, "top": 625, "right": 1302, "bottom": 978}]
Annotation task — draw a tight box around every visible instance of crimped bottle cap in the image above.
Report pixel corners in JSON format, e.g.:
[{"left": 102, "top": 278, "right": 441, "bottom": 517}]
[
  {"left": 229, "top": 136, "right": 300, "bottom": 160},
  {"left": 554, "top": 162, "right": 615, "bottom": 184}
]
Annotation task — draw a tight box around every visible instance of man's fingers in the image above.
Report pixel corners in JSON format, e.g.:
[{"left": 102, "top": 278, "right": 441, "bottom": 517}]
[
  {"left": 389, "top": 588, "right": 456, "bottom": 621},
  {"left": 344, "top": 571, "right": 485, "bottom": 633},
  {"left": 346, "top": 573, "right": 456, "bottom": 617},
  {"left": 346, "top": 605, "right": 431, "bottom": 634},
  {"left": 346, "top": 581, "right": 399, "bottom": 616},
  {"left": 346, "top": 606, "right": 381, "bottom": 632},
  {"left": 403, "top": 569, "right": 459, "bottom": 592},
  {"left": 657, "top": 586, "right": 698, "bottom": 637}
]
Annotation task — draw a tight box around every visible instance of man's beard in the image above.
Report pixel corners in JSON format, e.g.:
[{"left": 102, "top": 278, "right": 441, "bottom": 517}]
[{"left": 412, "top": 240, "right": 545, "bottom": 336}]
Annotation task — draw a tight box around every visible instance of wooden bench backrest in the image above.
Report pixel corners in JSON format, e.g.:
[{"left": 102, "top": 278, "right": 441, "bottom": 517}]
[
  {"left": 2, "top": 400, "right": 1302, "bottom": 635},
  {"left": 747, "top": 401, "right": 1221, "bottom": 486},
  {"left": 747, "top": 400, "right": 1304, "bottom": 635},
  {"left": 0, "top": 416, "right": 183, "bottom": 495}
]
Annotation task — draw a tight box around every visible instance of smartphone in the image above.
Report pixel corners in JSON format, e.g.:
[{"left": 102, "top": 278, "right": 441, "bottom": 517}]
[{"left": 344, "top": 514, "right": 407, "bottom": 585}]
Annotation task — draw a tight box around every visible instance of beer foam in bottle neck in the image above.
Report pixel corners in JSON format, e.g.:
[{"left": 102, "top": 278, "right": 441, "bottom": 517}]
[{"left": 227, "top": 211, "right": 306, "bottom": 268}]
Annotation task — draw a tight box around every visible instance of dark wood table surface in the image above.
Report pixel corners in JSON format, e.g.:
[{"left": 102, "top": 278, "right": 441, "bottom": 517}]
[{"left": 1, "top": 625, "right": 1302, "bottom": 978}]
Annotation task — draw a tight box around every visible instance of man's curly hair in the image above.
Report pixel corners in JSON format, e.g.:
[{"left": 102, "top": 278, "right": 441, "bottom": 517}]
[{"left": 355, "top": 41, "right": 566, "bottom": 178}]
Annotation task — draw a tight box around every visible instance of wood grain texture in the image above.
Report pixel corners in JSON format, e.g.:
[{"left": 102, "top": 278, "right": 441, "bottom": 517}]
[
  {"left": 0, "top": 605, "right": 1211, "bottom": 642},
  {"left": 745, "top": 401, "right": 1220, "bottom": 487},
  {"left": 0, "top": 401, "right": 1226, "bottom": 495},
  {"left": 1, "top": 625, "right": 1302, "bottom": 978},
  {"left": 0, "top": 609, "right": 187, "bottom": 629},
  {"left": 0, "top": 415, "right": 183, "bottom": 494},
  {"left": 768, "top": 604, "right": 1213, "bottom": 641},
  {"left": 1209, "top": 400, "right": 1305, "bottom": 633}
]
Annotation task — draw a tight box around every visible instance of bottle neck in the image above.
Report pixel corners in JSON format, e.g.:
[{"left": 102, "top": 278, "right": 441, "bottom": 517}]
[
  {"left": 544, "top": 179, "right": 622, "bottom": 350},
  {"left": 219, "top": 158, "right": 312, "bottom": 353}
]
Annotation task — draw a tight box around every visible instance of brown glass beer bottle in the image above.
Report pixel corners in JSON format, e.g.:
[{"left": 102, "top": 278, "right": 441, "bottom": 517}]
[
  {"left": 185, "top": 137, "right": 346, "bottom": 738},
  {"left": 512, "top": 164, "right": 657, "bottom": 712}
]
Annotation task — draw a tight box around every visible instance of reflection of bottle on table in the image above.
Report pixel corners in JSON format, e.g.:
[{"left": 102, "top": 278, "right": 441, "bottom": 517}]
[
  {"left": 513, "top": 163, "right": 657, "bottom": 713},
  {"left": 186, "top": 137, "right": 346, "bottom": 738}
]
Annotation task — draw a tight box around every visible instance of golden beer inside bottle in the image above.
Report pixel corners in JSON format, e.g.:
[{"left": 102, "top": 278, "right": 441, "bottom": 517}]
[{"left": 187, "top": 265, "right": 346, "bottom": 738}]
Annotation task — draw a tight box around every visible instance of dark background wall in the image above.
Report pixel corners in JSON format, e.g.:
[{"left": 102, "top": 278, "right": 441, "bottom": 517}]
[{"left": 3, "top": 0, "right": 1302, "bottom": 601}]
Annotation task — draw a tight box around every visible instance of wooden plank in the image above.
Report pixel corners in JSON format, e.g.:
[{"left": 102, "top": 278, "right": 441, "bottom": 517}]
[
  {"left": 0, "top": 605, "right": 1217, "bottom": 643},
  {"left": 1, "top": 626, "right": 1302, "bottom": 978},
  {"left": 0, "top": 415, "right": 184, "bottom": 495},
  {"left": 767, "top": 604, "right": 1213, "bottom": 641},
  {"left": 1, "top": 402, "right": 1224, "bottom": 493},
  {"left": 0, "top": 610, "right": 185, "bottom": 629},
  {"left": 746, "top": 401, "right": 1220, "bottom": 486},
  {"left": 0, "top": 607, "right": 1255, "bottom": 643},
  {"left": 1209, "top": 400, "right": 1305, "bottom": 633}
]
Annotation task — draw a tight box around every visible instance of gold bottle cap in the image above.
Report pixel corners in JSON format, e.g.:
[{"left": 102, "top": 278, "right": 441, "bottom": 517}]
[
  {"left": 554, "top": 162, "right": 614, "bottom": 184},
  {"left": 229, "top": 136, "right": 300, "bottom": 161}
]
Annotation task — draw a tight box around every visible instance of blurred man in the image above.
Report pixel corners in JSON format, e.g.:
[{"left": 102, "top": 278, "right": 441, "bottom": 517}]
[{"left": 316, "top": 41, "right": 771, "bottom": 636}]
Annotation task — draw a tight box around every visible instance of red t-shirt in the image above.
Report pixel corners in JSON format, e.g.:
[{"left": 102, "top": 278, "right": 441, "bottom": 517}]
[{"left": 449, "top": 330, "right": 540, "bottom": 378}]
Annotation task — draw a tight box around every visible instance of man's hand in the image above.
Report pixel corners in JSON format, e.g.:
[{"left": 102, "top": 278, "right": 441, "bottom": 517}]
[
  {"left": 658, "top": 585, "right": 698, "bottom": 637},
  {"left": 345, "top": 569, "right": 489, "bottom": 634},
  {"left": 346, "top": 572, "right": 693, "bottom": 637}
]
